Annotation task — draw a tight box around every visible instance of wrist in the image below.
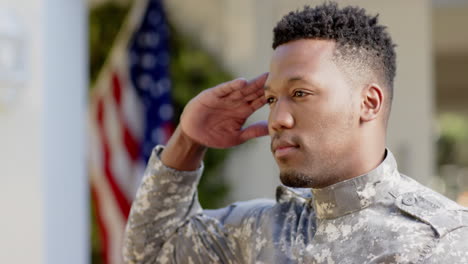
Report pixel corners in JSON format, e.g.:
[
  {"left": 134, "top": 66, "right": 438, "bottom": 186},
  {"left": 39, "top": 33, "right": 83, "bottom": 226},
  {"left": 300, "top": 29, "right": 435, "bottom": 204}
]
[{"left": 161, "top": 126, "right": 207, "bottom": 171}]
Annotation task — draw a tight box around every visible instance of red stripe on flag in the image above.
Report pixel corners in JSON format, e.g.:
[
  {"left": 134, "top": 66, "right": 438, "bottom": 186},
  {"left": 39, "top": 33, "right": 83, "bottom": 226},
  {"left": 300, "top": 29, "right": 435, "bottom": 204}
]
[
  {"left": 91, "top": 184, "right": 110, "bottom": 264},
  {"left": 112, "top": 73, "right": 141, "bottom": 162},
  {"left": 163, "top": 122, "right": 174, "bottom": 144},
  {"left": 96, "top": 98, "right": 131, "bottom": 218},
  {"left": 111, "top": 74, "right": 122, "bottom": 104}
]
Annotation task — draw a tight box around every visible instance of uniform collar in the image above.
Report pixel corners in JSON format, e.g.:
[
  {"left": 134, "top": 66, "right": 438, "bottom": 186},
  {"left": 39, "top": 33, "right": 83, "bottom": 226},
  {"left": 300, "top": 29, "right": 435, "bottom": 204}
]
[{"left": 310, "top": 149, "right": 400, "bottom": 219}]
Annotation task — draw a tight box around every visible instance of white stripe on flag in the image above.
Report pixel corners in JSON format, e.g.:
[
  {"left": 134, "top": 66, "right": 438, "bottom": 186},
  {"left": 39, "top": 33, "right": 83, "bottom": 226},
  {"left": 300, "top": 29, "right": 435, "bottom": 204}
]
[{"left": 89, "top": 113, "right": 126, "bottom": 263}]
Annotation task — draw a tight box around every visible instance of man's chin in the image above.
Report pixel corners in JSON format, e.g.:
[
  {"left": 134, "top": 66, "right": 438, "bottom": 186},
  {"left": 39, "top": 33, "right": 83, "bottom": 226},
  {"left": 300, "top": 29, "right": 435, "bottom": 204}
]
[{"left": 279, "top": 170, "right": 314, "bottom": 188}]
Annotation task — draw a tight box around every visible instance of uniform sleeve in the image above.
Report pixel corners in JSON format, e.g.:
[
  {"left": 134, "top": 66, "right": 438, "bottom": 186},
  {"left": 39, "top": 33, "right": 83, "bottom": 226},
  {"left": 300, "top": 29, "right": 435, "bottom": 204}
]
[
  {"left": 422, "top": 226, "right": 468, "bottom": 263},
  {"left": 123, "top": 146, "right": 275, "bottom": 264}
]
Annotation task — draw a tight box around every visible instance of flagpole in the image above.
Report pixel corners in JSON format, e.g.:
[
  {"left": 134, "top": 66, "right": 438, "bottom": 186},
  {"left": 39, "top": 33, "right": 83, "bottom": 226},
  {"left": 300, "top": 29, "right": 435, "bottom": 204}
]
[{"left": 90, "top": 0, "right": 150, "bottom": 99}]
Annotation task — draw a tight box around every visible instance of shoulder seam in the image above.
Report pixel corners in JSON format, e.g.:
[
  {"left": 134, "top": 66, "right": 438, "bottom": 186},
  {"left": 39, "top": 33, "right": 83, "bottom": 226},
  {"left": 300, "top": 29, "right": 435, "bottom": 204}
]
[{"left": 395, "top": 192, "right": 468, "bottom": 238}]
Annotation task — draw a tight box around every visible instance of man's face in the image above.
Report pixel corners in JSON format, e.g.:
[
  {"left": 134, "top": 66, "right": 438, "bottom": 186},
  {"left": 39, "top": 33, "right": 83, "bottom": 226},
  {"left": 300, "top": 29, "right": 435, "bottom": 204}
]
[{"left": 264, "top": 39, "right": 361, "bottom": 188}]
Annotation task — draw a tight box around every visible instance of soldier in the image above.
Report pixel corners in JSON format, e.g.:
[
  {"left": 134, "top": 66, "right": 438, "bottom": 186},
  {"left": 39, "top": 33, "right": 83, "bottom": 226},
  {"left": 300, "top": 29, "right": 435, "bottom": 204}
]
[{"left": 124, "top": 2, "right": 468, "bottom": 263}]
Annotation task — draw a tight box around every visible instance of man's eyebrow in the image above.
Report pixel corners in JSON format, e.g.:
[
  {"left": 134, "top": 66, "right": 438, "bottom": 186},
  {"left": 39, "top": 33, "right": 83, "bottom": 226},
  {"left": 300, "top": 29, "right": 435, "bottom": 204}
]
[
  {"left": 288, "top": 76, "right": 309, "bottom": 84},
  {"left": 264, "top": 76, "right": 315, "bottom": 91}
]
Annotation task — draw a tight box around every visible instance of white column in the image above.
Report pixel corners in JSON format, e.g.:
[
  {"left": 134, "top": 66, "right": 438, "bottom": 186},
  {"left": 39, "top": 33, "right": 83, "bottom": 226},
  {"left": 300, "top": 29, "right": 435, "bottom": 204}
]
[{"left": 0, "top": 0, "right": 88, "bottom": 263}]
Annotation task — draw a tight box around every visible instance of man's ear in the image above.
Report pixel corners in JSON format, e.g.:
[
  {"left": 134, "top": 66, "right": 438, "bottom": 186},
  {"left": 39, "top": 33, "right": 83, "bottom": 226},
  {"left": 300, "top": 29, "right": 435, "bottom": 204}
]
[{"left": 360, "top": 83, "right": 383, "bottom": 123}]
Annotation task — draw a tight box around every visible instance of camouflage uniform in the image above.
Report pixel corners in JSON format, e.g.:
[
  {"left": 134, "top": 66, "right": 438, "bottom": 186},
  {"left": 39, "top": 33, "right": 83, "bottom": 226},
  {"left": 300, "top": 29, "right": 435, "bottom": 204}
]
[{"left": 124, "top": 146, "right": 468, "bottom": 264}]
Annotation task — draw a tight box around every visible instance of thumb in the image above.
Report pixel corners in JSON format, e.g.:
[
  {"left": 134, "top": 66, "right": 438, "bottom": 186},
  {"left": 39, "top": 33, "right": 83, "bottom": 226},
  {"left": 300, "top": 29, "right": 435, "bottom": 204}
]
[{"left": 239, "top": 120, "right": 269, "bottom": 143}]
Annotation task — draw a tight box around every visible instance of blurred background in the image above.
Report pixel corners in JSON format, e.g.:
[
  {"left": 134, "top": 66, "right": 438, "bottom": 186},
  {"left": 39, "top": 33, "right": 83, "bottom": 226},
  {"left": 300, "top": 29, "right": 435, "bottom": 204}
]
[{"left": 0, "top": 0, "right": 467, "bottom": 263}]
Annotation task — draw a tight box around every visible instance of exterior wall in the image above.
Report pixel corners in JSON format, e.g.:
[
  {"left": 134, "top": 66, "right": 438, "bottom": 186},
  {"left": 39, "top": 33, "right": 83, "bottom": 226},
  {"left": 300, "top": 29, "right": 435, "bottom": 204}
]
[
  {"left": 0, "top": 0, "right": 88, "bottom": 263},
  {"left": 433, "top": 5, "right": 468, "bottom": 112},
  {"left": 165, "top": 0, "right": 435, "bottom": 202}
]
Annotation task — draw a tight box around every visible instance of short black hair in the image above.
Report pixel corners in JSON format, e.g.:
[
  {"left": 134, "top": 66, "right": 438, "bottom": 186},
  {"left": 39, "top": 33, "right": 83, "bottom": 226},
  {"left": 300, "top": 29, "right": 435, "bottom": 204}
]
[{"left": 273, "top": 2, "right": 396, "bottom": 112}]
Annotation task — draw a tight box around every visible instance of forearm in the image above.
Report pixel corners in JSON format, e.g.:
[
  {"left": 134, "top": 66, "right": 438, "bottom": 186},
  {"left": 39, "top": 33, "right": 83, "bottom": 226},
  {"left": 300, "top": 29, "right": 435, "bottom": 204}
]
[{"left": 123, "top": 145, "right": 203, "bottom": 263}]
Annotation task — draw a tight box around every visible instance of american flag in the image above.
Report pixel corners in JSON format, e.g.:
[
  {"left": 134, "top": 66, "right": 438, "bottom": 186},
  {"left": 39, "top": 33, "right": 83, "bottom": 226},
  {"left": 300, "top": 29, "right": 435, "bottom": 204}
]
[{"left": 88, "top": 0, "right": 173, "bottom": 263}]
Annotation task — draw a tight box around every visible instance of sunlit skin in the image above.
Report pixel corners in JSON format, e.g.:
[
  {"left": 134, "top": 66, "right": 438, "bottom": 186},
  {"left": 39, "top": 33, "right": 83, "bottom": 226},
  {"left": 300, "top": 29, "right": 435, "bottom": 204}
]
[{"left": 265, "top": 39, "right": 387, "bottom": 188}]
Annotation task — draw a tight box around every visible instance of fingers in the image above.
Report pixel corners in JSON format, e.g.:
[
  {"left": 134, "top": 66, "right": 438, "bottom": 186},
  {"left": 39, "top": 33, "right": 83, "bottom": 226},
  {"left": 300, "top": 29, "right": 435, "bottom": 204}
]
[
  {"left": 240, "top": 73, "right": 269, "bottom": 96},
  {"left": 244, "top": 90, "right": 263, "bottom": 102},
  {"left": 249, "top": 96, "right": 267, "bottom": 112},
  {"left": 211, "top": 73, "right": 267, "bottom": 98},
  {"left": 236, "top": 75, "right": 267, "bottom": 102},
  {"left": 240, "top": 120, "right": 269, "bottom": 143},
  {"left": 213, "top": 78, "right": 247, "bottom": 98}
]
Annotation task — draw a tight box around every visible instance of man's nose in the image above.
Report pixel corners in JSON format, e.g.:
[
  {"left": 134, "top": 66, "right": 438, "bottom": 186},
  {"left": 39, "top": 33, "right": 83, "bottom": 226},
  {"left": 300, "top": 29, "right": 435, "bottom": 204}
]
[{"left": 269, "top": 99, "right": 294, "bottom": 132}]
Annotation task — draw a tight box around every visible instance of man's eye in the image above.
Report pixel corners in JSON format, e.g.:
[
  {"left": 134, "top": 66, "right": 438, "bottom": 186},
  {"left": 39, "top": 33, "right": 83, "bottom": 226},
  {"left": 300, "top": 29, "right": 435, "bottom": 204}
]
[
  {"left": 266, "top": 97, "right": 276, "bottom": 105},
  {"left": 293, "top": 91, "right": 306, "bottom": 97}
]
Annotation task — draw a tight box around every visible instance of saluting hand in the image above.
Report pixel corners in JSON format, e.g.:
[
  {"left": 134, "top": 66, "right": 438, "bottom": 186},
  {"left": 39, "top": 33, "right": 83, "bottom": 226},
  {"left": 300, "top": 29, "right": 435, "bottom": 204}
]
[{"left": 180, "top": 73, "right": 269, "bottom": 149}]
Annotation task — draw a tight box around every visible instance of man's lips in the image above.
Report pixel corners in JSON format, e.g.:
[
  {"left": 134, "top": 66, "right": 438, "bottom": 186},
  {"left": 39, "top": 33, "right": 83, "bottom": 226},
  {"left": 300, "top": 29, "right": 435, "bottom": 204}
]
[{"left": 272, "top": 141, "right": 300, "bottom": 158}]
